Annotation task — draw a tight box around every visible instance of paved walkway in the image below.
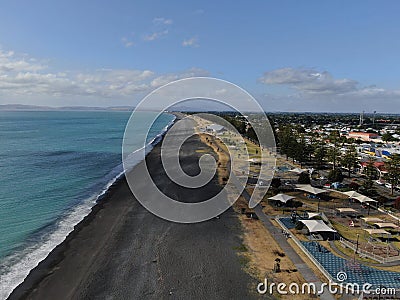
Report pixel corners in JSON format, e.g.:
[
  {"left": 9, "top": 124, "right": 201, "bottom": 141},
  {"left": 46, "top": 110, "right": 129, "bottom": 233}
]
[{"left": 240, "top": 186, "right": 335, "bottom": 300}]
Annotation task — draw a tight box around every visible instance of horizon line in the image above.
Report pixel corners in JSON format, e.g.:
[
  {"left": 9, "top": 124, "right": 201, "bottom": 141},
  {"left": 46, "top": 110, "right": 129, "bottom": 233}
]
[{"left": 0, "top": 103, "right": 399, "bottom": 115}]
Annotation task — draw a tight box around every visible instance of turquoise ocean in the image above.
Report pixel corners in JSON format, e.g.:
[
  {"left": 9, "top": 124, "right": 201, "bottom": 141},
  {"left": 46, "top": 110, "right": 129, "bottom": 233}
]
[{"left": 0, "top": 111, "right": 175, "bottom": 299}]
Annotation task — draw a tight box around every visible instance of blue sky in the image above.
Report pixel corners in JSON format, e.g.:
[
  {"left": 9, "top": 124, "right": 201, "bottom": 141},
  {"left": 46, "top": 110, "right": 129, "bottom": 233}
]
[{"left": 0, "top": 0, "right": 399, "bottom": 112}]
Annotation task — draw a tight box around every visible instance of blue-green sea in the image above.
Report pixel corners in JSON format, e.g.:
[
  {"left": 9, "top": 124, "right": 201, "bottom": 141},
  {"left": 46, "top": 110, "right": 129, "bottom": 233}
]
[{"left": 0, "top": 110, "right": 174, "bottom": 298}]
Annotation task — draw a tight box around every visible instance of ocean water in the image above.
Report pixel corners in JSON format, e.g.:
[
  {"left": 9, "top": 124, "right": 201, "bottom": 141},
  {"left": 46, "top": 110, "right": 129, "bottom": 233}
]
[{"left": 0, "top": 110, "right": 175, "bottom": 299}]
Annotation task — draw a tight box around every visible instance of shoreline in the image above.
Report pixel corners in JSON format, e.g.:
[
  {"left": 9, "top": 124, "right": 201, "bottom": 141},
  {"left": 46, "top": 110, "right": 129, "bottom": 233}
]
[
  {"left": 5, "top": 113, "right": 177, "bottom": 300},
  {"left": 7, "top": 177, "right": 127, "bottom": 299},
  {"left": 9, "top": 114, "right": 256, "bottom": 299}
]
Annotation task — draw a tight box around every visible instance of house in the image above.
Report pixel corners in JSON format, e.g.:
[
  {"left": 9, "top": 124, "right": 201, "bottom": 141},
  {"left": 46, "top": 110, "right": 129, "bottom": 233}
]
[
  {"left": 360, "top": 161, "right": 387, "bottom": 179},
  {"left": 348, "top": 131, "right": 379, "bottom": 141}
]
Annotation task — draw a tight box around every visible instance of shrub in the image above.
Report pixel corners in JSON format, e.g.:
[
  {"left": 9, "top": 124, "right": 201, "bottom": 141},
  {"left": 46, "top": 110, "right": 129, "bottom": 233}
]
[
  {"left": 287, "top": 200, "right": 303, "bottom": 208},
  {"left": 349, "top": 181, "right": 360, "bottom": 191},
  {"left": 298, "top": 172, "right": 311, "bottom": 184},
  {"left": 272, "top": 249, "right": 286, "bottom": 257},
  {"left": 395, "top": 197, "right": 400, "bottom": 209},
  {"left": 271, "top": 178, "right": 282, "bottom": 189},
  {"left": 295, "top": 222, "right": 304, "bottom": 230},
  {"left": 328, "top": 169, "right": 344, "bottom": 182}
]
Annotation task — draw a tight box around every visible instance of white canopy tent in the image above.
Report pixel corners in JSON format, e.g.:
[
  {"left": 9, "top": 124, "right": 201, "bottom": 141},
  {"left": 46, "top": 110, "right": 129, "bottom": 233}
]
[
  {"left": 295, "top": 185, "right": 326, "bottom": 195},
  {"left": 289, "top": 168, "right": 308, "bottom": 174},
  {"left": 353, "top": 195, "right": 378, "bottom": 203},
  {"left": 343, "top": 191, "right": 363, "bottom": 198},
  {"left": 306, "top": 212, "right": 321, "bottom": 219},
  {"left": 300, "top": 220, "right": 336, "bottom": 233},
  {"left": 364, "top": 228, "right": 391, "bottom": 235},
  {"left": 268, "top": 194, "right": 295, "bottom": 204},
  {"left": 343, "top": 191, "right": 378, "bottom": 203},
  {"left": 361, "top": 217, "right": 383, "bottom": 223},
  {"left": 374, "top": 222, "right": 399, "bottom": 229},
  {"left": 336, "top": 207, "right": 358, "bottom": 214}
]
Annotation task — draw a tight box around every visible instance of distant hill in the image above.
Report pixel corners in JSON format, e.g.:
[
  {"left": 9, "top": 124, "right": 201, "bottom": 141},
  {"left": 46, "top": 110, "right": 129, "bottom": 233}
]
[{"left": 0, "top": 104, "right": 135, "bottom": 111}]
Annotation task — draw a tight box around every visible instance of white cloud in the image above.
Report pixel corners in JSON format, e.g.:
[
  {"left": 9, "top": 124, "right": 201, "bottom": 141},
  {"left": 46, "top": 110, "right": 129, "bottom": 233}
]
[
  {"left": 143, "top": 30, "right": 169, "bottom": 41},
  {"left": 259, "top": 67, "right": 400, "bottom": 100},
  {"left": 150, "top": 68, "right": 209, "bottom": 87},
  {"left": 153, "top": 17, "right": 173, "bottom": 25},
  {"left": 182, "top": 37, "right": 199, "bottom": 48},
  {"left": 0, "top": 50, "right": 46, "bottom": 73},
  {"left": 259, "top": 67, "right": 400, "bottom": 112},
  {"left": 143, "top": 17, "right": 172, "bottom": 42},
  {"left": 0, "top": 49, "right": 209, "bottom": 103},
  {"left": 259, "top": 67, "right": 358, "bottom": 94},
  {"left": 121, "top": 37, "right": 134, "bottom": 48}
]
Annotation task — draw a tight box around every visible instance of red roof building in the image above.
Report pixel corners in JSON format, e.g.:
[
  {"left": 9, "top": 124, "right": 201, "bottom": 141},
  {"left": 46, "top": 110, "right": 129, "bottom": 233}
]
[
  {"left": 360, "top": 161, "right": 387, "bottom": 178},
  {"left": 348, "top": 132, "right": 379, "bottom": 141}
]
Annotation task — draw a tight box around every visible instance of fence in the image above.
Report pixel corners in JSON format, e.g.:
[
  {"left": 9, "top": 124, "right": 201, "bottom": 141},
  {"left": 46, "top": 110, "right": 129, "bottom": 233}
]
[
  {"left": 339, "top": 237, "right": 400, "bottom": 264},
  {"left": 275, "top": 217, "right": 335, "bottom": 283}
]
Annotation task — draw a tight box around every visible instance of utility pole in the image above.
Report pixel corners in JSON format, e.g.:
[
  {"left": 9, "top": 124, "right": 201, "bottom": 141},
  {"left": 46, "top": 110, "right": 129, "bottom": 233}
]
[
  {"left": 354, "top": 233, "right": 360, "bottom": 263},
  {"left": 359, "top": 111, "right": 364, "bottom": 126},
  {"left": 362, "top": 111, "right": 364, "bottom": 126},
  {"left": 373, "top": 110, "right": 376, "bottom": 127}
]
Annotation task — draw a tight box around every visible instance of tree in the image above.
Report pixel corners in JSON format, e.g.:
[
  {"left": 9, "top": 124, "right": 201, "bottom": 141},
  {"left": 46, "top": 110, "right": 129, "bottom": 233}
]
[
  {"left": 293, "top": 135, "right": 308, "bottom": 167},
  {"left": 394, "top": 197, "right": 400, "bottom": 210},
  {"left": 224, "top": 116, "right": 246, "bottom": 134},
  {"left": 382, "top": 133, "right": 397, "bottom": 142},
  {"left": 307, "top": 137, "right": 319, "bottom": 162},
  {"left": 298, "top": 172, "right": 311, "bottom": 184},
  {"left": 349, "top": 181, "right": 360, "bottom": 191},
  {"left": 277, "top": 125, "right": 294, "bottom": 159},
  {"left": 327, "top": 131, "right": 341, "bottom": 169},
  {"left": 246, "top": 126, "right": 258, "bottom": 143},
  {"left": 364, "top": 157, "right": 378, "bottom": 180},
  {"left": 328, "top": 169, "right": 344, "bottom": 182},
  {"left": 386, "top": 154, "right": 400, "bottom": 195},
  {"left": 362, "top": 157, "right": 378, "bottom": 196},
  {"left": 341, "top": 145, "right": 359, "bottom": 177},
  {"left": 327, "top": 143, "right": 341, "bottom": 170},
  {"left": 270, "top": 178, "right": 282, "bottom": 192},
  {"left": 314, "top": 141, "right": 326, "bottom": 170},
  {"left": 287, "top": 199, "right": 303, "bottom": 208}
]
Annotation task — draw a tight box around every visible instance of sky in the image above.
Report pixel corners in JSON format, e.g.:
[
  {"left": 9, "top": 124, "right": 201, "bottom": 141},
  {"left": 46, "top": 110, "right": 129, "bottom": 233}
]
[{"left": 0, "top": 0, "right": 399, "bottom": 112}]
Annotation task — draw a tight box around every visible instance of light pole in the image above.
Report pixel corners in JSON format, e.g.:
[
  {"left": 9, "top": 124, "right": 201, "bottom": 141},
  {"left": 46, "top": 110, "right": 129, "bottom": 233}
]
[{"left": 354, "top": 233, "right": 360, "bottom": 263}]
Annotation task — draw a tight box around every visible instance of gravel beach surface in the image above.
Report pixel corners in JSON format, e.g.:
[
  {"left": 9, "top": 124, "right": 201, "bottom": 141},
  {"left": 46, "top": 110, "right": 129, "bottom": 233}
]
[{"left": 9, "top": 122, "right": 258, "bottom": 300}]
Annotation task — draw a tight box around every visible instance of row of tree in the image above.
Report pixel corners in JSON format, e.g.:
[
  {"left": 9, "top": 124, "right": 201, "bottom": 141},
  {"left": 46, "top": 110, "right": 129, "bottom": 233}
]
[
  {"left": 220, "top": 116, "right": 400, "bottom": 197},
  {"left": 276, "top": 124, "right": 400, "bottom": 196},
  {"left": 277, "top": 125, "right": 356, "bottom": 170}
]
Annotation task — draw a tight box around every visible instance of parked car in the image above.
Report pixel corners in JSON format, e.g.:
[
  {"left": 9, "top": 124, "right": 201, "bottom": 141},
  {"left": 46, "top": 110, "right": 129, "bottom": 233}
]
[
  {"left": 331, "top": 182, "right": 346, "bottom": 189},
  {"left": 375, "top": 180, "right": 385, "bottom": 186}
]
